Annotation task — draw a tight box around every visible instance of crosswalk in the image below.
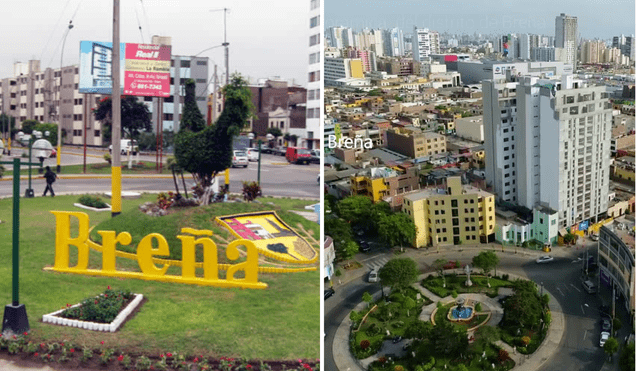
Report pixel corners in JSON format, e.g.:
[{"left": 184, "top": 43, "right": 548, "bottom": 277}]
[{"left": 364, "top": 257, "right": 389, "bottom": 271}]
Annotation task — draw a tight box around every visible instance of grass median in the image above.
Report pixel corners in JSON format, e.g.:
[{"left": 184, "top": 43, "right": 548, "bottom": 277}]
[
  {"left": 18, "top": 161, "right": 175, "bottom": 175},
  {"left": 0, "top": 194, "right": 320, "bottom": 361}
]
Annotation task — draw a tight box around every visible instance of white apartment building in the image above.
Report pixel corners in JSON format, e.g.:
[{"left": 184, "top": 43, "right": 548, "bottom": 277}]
[
  {"left": 515, "top": 75, "right": 612, "bottom": 228},
  {"left": 531, "top": 47, "right": 564, "bottom": 62},
  {"left": 412, "top": 28, "right": 440, "bottom": 62},
  {"left": 384, "top": 28, "right": 404, "bottom": 57},
  {"left": 324, "top": 58, "right": 363, "bottom": 86},
  {"left": 555, "top": 13, "right": 578, "bottom": 68},
  {"left": 307, "top": 0, "right": 322, "bottom": 150}
]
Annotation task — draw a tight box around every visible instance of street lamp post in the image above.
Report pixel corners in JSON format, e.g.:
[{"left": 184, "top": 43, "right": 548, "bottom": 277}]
[
  {"left": 19, "top": 130, "right": 43, "bottom": 198},
  {"left": 57, "top": 20, "right": 74, "bottom": 174}
]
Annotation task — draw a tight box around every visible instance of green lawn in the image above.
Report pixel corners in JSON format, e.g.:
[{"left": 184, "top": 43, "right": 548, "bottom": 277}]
[
  {"left": 433, "top": 302, "right": 489, "bottom": 332},
  {"left": 0, "top": 194, "right": 319, "bottom": 360},
  {"left": 422, "top": 275, "right": 514, "bottom": 298}
]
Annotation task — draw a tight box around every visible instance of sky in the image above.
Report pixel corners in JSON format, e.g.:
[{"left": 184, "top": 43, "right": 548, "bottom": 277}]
[
  {"left": 326, "top": 0, "right": 635, "bottom": 40},
  {"left": 1, "top": 0, "right": 309, "bottom": 87}
]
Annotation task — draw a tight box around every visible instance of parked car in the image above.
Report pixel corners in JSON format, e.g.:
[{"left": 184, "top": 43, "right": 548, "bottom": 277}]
[
  {"left": 324, "top": 287, "right": 335, "bottom": 300},
  {"left": 600, "top": 331, "right": 610, "bottom": 347},
  {"left": 536, "top": 255, "right": 554, "bottom": 264},
  {"left": 231, "top": 150, "right": 249, "bottom": 168},
  {"left": 602, "top": 318, "right": 612, "bottom": 332},
  {"left": 246, "top": 148, "right": 260, "bottom": 161},
  {"left": 392, "top": 336, "right": 402, "bottom": 344},
  {"left": 359, "top": 241, "right": 371, "bottom": 252},
  {"left": 582, "top": 280, "right": 596, "bottom": 294},
  {"left": 260, "top": 144, "right": 272, "bottom": 154},
  {"left": 274, "top": 146, "right": 287, "bottom": 156},
  {"left": 310, "top": 149, "right": 321, "bottom": 164},
  {"left": 109, "top": 139, "right": 138, "bottom": 155},
  {"left": 286, "top": 147, "right": 313, "bottom": 164},
  {"left": 590, "top": 234, "right": 600, "bottom": 241},
  {"left": 368, "top": 270, "right": 379, "bottom": 283}
]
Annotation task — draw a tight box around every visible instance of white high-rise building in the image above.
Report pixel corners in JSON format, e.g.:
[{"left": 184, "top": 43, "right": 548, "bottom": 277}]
[
  {"left": 518, "top": 34, "right": 531, "bottom": 60},
  {"left": 384, "top": 28, "right": 404, "bottom": 57},
  {"left": 341, "top": 28, "right": 354, "bottom": 48},
  {"left": 555, "top": 13, "right": 578, "bottom": 68},
  {"left": 515, "top": 75, "right": 611, "bottom": 228},
  {"left": 306, "top": 0, "right": 322, "bottom": 149},
  {"left": 327, "top": 26, "right": 345, "bottom": 49},
  {"left": 412, "top": 28, "right": 440, "bottom": 62},
  {"left": 484, "top": 72, "right": 612, "bottom": 229}
]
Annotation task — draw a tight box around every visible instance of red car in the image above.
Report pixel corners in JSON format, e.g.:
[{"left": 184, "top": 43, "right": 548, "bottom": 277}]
[{"left": 443, "top": 261, "right": 458, "bottom": 269}]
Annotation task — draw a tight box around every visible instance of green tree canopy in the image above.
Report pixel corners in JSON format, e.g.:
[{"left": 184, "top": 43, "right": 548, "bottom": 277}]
[
  {"left": 603, "top": 337, "right": 619, "bottom": 359},
  {"left": 20, "top": 119, "right": 39, "bottom": 134},
  {"left": 619, "top": 341, "right": 634, "bottom": 371},
  {"left": 424, "top": 319, "right": 469, "bottom": 357},
  {"left": 180, "top": 79, "right": 206, "bottom": 132},
  {"left": 473, "top": 325, "right": 500, "bottom": 347},
  {"left": 379, "top": 258, "right": 419, "bottom": 292},
  {"left": 174, "top": 74, "right": 254, "bottom": 204},
  {"left": 472, "top": 251, "right": 500, "bottom": 275},
  {"left": 336, "top": 195, "right": 372, "bottom": 224},
  {"left": 378, "top": 212, "right": 416, "bottom": 248},
  {"left": 502, "top": 284, "right": 544, "bottom": 329},
  {"left": 93, "top": 95, "right": 152, "bottom": 143}
]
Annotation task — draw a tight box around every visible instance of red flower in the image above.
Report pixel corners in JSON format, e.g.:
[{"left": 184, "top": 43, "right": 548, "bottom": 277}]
[
  {"left": 193, "top": 357, "right": 199, "bottom": 362},
  {"left": 23, "top": 332, "right": 28, "bottom": 336},
  {"left": 247, "top": 365, "right": 252, "bottom": 369},
  {"left": 107, "top": 285, "right": 111, "bottom": 290},
  {"left": 100, "top": 341, "right": 105, "bottom": 345},
  {"left": 70, "top": 349, "right": 75, "bottom": 353},
  {"left": 166, "top": 352, "right": 173, "bottom": 357},
  {"left": 160, "top": 354, "right": 164, "bottom": 358},
  {"left": 94, "top": 300, "right": 98, "bottom": 304},
  {"left": 47, "top": 354, "right": 51, "bottom": 359},
  {"left": 118, "top": 355, "right": 124, "bottom": 362},
  {"left": 40, "top": 343, "right": 46, "bottom": 348},
  {"left": 34, "top": 352, "right": 39, "bottom": 357},
  {"left": 12, "top": 335, "right": 16, "bottom": 339}
]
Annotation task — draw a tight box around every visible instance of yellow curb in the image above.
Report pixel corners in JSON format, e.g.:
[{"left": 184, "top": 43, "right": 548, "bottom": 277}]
[{"left": 62, "top": 152, "right": 104, "bottom": 159}]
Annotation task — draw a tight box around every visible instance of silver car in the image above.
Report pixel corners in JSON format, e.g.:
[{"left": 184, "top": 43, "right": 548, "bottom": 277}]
[
  {"left": 368, "top": 270, "right": 379, "bottom": 283},
  {"left": 232, "top": 150, "right": 249, "bottom": 168}
]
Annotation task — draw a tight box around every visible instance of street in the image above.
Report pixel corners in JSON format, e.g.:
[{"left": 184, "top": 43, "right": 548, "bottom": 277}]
[
  {"left": 0, "top": 147, "right": 320, "bottom": 199},
  {"left": 324, "top": 241, "right": 632, "bottom": 371}
]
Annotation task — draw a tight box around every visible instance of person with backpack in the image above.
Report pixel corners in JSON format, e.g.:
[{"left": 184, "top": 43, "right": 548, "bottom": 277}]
[{"left": 43, "top": 166, "right": 57, "bottom": 197}]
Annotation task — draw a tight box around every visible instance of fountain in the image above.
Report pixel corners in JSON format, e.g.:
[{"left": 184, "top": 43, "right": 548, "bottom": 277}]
[{"left": 448, "top": 297, "right": 475, "bottom": 321}]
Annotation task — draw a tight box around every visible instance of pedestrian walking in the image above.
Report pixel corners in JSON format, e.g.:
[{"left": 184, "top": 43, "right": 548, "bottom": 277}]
[{"left": 43, "top": 166, "right": 57, "bottom": 197}]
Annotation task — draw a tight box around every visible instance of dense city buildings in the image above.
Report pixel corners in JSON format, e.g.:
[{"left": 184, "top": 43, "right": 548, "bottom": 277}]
[{"left": 307, "top": 0, "right": 322, "bottom": 149}]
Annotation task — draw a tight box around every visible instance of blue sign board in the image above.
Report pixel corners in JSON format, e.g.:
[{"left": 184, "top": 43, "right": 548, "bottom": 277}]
[{"left": 579, "top": 220, "right": 589, "bottom": 231}]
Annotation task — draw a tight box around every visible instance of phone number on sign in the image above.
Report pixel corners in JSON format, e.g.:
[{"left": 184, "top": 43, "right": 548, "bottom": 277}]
[{"left": 135, "top": 84, "right": 163, "bottom": 90}]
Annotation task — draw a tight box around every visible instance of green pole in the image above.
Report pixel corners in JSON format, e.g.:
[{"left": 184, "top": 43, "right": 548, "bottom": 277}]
[
  {"left": 12, "top": 157, "right": 19, "bottom": 305},
  {"left": 257, "top": 139, "right": 262, "bottom": 186}
]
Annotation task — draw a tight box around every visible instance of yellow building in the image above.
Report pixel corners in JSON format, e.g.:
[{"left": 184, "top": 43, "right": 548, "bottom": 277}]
[{"left": 402, "top": 177, "right": 495, "bottom": 247}]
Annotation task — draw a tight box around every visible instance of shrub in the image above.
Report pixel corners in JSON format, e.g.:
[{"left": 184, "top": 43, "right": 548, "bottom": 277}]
[
  {"left": 501, "top": 274, "right": 509, "bottom": 280},
  {"left": 78, "top": 195, "right": 108, "bottom": 209},
  {"left": 135, "top": 355, "right": 152, "bottom": 371},
  {"left": 103, "top": 153, "right": 112, "bottom": 164},
  {"left": 475, "top": 303, "right": 482, "bottom": 312},
  {"left": 335, "top": 269, "right": 342, "bottom": 277},
  {"left": 60, "top": 287, "right": 134, "bottom": 323},
  {"left": 394, "top": 366, "right": 404, "bottom": 371},
  {"left": 498, "top": 349, "right": 510, "bottom": 362},
  {"left": 360, "top": 339, "right": 370, "bottom": 349},
  {"left": 521, "top": 336, "right": 531, "bottom": 346},
  {"left": 242, "top": 181, "right": 262, "bottom": 201},
  {"left": 157, "top": 192, "right": 176, "bottom": 210},
  {"left": 451, "top": 291, "right": 458, "bottom": 298}
]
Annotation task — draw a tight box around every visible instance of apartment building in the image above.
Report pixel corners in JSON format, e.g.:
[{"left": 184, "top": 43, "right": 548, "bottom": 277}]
[
  {"left": 412, "top": 28, "right": 440, "bottom": 62},
  {"left": 324, "top": 57, "right": 364, "bottom": 86},
  {"left": 515, "top": 75, "right": 612, "bottom": 229},
  {"left": 307, "top": 0, "right": 322, "bottom": 150},
  {"left": 555, "top": 13, "right": 578, "bottom": 68},
  {"left": 598, "top": 223, "right": 635, "bottom": 314},
  {"left": 350, "top": 166, "right": 420, "bottom": 207},
  {"left": 386, "top": 127, "right": 446, "bottom": 159},
  {"left": 402, "top": 176, "right": 496, "bottom": 248}
]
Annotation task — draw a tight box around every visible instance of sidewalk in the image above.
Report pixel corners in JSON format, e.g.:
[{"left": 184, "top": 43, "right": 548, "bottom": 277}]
[{"left": 328, "top": 248, "right": 567, "bottom": 371}]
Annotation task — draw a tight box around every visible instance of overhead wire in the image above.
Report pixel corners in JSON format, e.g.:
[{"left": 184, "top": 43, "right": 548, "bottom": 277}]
[{"left": 133, "top": 1, "right": 145, "bottom": 43}]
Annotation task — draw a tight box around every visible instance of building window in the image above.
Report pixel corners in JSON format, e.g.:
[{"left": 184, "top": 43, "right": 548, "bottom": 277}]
[
  {"left": 310, "top": 15, "right": 320, "bottom": 28},
  {"left": 451, "top": 199, "right": 457, "bottom": 207},
  {"left": 196, "top": 60, "right": 207, "bottom": 66},
  {"left": 180, "top": 60, "right": 191, "bottom": 68},
  {"left": 309, "top": 33, "right": 320, "bottom": 46}
]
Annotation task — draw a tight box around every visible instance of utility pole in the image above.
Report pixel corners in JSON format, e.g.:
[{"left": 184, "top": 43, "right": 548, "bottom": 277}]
[
  {"left": 211, "top": 8, "right": 230, "bottom": 85},
  {"left": 111, "top": 0, "right": 122, "bottom": 217},
  {"left": 57, "top": 20, "right": 74, "bottom": 173}
]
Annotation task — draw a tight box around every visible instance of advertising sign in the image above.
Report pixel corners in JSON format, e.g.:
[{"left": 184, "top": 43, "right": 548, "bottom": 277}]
[
  {"left": 579, "top": 220, "right": 589, "bottom": 231},
  {"left": 78, "top": 41, "right": 125, "bottom": 94},
  {"left": 123, "top": 43, "right": 171, "bottom": 97}
]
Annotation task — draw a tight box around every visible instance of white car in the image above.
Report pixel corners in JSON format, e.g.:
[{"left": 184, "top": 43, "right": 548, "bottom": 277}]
[
  {"left": 232, "top": 150, "right": 249, "bottom": 168},
  {"left": 600, "top": 331, "right": 610, "bottom": 347},
  {"left": 590, "top": 234, "right": 599, "bottom": 241},
  {"left": 536, "top": 255, "right": 554, "bottom": 264},
  {"left": 246, "top": 148, "right": 260, "bottom": 161},
  {"left": 368, "top": 270, "right": 379, "bottom": 283}
]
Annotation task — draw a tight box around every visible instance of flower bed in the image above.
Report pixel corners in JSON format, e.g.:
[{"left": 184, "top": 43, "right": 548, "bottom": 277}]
[{"left": 42, "top": 287, "right": 143, "bottom": 332}]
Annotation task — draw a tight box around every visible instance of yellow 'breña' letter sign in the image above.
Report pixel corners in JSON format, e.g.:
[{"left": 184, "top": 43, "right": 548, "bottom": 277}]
[{"left": 47, "top": 211, "right": 267, "bottom": 289}]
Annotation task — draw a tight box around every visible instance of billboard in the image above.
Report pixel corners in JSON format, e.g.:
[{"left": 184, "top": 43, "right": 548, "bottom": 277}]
[
  {"left": 79, "top": 41, "right": 125, "bottom": 94},
  {"left": 123, "top": 43, "right": 171, "bottom": 97},
  {"left": 79, "top": 41, "right": 171, "bottom": 97}
]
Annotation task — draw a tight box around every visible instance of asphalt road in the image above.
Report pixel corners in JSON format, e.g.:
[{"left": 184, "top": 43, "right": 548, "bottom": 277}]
[
  {"left": 323, "top": 242, "right": 628, "bottom": 371},
  {"left": 1, "top": 148, "right": 320, "bottom": 199}
]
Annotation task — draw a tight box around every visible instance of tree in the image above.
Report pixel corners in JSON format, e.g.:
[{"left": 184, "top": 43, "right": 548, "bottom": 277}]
[
  {"left": 339, "top": 240, "right": 360, "bottom": 261},
  {"left": 404, "top": 319, "right": 430, "bottom": 340},
  {"left": 289, "top": 134, "right": 298, "bottom": 147},
  {"left": 612, "top": 318, "right": 622, "bottom": 335},
  {"left": 433, "top": 259, "right": 448, "bottom": 287},
  {"left": 502, "top": 288, "right": 544, "bottom": 329},
  {"left": 174, "top": 74, "right": 254, "bottom": 205},
  {"left": 34, "top": 123, "right": 61, "bottom": 146},
  {"left": 337, "top": 195, "right": 372, "bottom": 224},
  {"left": 379, "top": 258, "right": 419, "bottom": 292},
  {"left": 180, "top": 79, "right": 206, "bottom": 132},
  {"left": 473, "top": 325, "right": 500, "bottom": 348},
  {"left": 20, "top": 119, "right": 39, "bottom": 134},
  {"left": 425, "top": 320, "right": 468, "bottom": 357},
  {"left": 472, "top": 251, "right": 500, "bottom": 276},
  {"left": 619, "top": 341, "right": 634, "bottom": 371},
  {"left": 362, "top": 292, "right": 372, "bottom": 307},
  {"left": 603, "top": 337, "right": 619, "bottom": 361},
  {"left": 283, "top": 133, "right": 291, "bottom": 146},
  {"left": 93, "top": 95, "right": 152, "bottom": 143},
  {"left": 0, "top": 113, "right": 16, "bottom": 139},
  {"left": 378, "top": 213, "right": 416, "bottom": 248},
  {"left": 267, "top": 127, "right": 283, "bottom": 146},
  {"left": 325, "top": 217, "right": 353, "bottom": 260}
]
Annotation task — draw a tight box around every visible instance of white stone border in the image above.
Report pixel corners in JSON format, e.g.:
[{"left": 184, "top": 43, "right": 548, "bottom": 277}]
[
  {"left": 73, "top": 203, "right": 112, "bottom": 212},
  {"left": 42, "top": 294, "right": 143, "bottom": 332}
]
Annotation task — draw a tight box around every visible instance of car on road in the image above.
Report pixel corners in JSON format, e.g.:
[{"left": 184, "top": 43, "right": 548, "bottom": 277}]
[
  {"left": 310, "top": 149, "right": 321, "bottom": 164},
  {"left": 590, "top": 233, "right": 599, "bottom": 241},
  {"left": 109, "top": 139, "right": 138, "bottom": 155},
  {"left": 599, "top": 305, "right": 611, "bottom": 317},
  {"left": 368, "top": 270, "right": 379, "bottom": 283},
  {"left": 600, "top": 331, "right": 610, "bottom": 347},
  {"left": 246, "top": 148, "right": 260, "bottom": 161},
  {"left": 582, "top": 280, "right": 597, "bottom": 294},
  {"left": 392, "top": 336, "right": 402, "bottom": 344},
  {"left": 536, "top": 255, "right": 554, "bottom": 264},
  {"left": 602, "top": 318, "right": 612, "bottom": 332},
  {"left": 443, "top": 261, "right": 458, "bottom": 269},
  {"left": 274, "top": 146, "right": 287, "bottom": 156},
  {"left": 231, "top": 150, "right": 249, "bottom": 168},
  {"left": 359, "top": 241, "right": 371, "bottom": 252},
  {"left": 285, "top": 147, "right": 313, "bottom": 165},
  {"left": 324, "top": 287, "right": 335, "bottom": 300}
]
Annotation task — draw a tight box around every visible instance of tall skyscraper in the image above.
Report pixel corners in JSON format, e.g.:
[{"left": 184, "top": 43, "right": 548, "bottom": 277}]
[
  {"left": 306, "top": 0, "right": 322, "bottom": 149},
  {"left": 412, "top": 27, "right": 440, "bottom": 62},
  {"left": 555, "top": 13, "right": 578, "bottom": 68},
  {"left": 384, "top": 28, "right": 404, "bottom": 57}
]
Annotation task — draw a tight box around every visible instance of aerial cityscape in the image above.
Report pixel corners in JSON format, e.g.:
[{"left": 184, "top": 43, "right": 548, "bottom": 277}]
[{"left": 323, "top": 2, "right": 635, "bottom": 371}]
